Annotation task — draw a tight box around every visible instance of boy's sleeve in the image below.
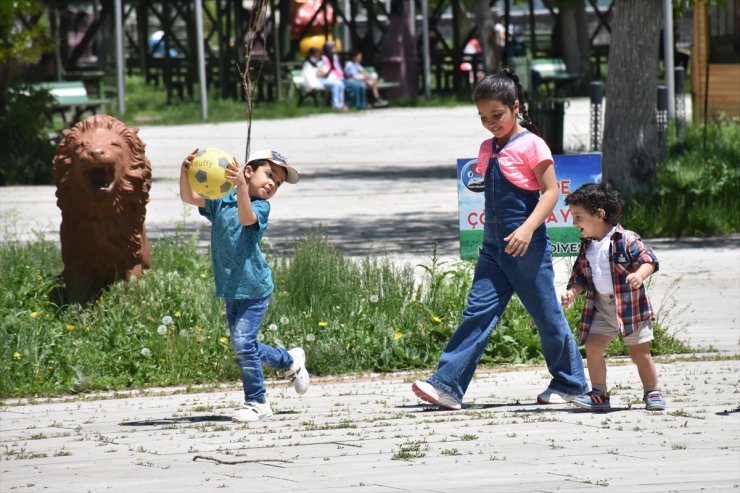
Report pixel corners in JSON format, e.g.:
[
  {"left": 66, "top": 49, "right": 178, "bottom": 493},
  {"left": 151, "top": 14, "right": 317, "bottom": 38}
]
[
  {"left": 566, "top": 251, "right": 588, "bottom": 290},
  {"left": 251, "top": 200, "right": 271, "bottom": 232},
  {"left": 198, "top": 199, "right": 217, "bottom": 222},
  {"left": 628, "top": 233, "right": 659, "bottom": 273}
]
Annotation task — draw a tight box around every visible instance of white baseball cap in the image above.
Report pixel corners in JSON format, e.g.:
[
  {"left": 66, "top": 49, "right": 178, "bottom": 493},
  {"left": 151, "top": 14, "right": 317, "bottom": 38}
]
[{"left": 246, "top": 149, "right": 299, "bottom": 184}]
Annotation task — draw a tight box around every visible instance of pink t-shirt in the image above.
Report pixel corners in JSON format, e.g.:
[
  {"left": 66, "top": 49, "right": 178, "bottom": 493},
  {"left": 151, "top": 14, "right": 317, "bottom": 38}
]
[{"left": 477, "top": 132, "right": 553, "bottom": 191}]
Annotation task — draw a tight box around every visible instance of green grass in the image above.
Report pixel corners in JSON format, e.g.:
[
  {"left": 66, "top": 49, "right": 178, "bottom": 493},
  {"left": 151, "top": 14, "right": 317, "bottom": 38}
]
[
  {"left": 622, "top": 116, "right": 740, "bottom": 236},
  {"left": 0, "top": 228, "right": 690, "bottom": 398},
  {"left": 108, "top": 74, "right": 470, "bottom": 127}
]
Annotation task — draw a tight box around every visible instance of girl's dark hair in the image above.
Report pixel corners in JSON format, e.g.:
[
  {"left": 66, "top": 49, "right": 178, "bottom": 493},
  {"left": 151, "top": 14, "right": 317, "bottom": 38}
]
[
  {"left": 472, "top": 68, "right": 539, "bottom": 135},
  {"left": 564, "top": 182, "right": 623, "bottom": 225},
  {"left": 305, "top": 47, "right": 320, "bottom": 65},
  {"left": 322, "top": 42, "right": 337, "bottom": 71}
]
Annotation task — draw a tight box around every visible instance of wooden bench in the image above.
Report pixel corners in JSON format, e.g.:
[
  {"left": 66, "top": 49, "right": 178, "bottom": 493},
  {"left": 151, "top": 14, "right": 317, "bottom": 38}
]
[
  {"left": 32, "top": 81, "right": 111, "bottom": 126},
  {"left": 530, "top": 58, "right": 583, "bottom": 97}
]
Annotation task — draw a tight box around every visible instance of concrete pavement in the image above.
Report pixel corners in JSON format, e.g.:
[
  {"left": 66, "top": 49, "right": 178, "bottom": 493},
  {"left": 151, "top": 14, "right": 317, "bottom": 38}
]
[
  {"left": 1, "top": 101, "right": 739, "bottom": 492},
  {"left": 1, "top": 359, "right": 738, "bottom": 492}
]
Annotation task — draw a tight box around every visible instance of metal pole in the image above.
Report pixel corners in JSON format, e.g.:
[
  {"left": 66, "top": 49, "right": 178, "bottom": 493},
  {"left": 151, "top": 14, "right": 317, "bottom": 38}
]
[
  {"left": 657, "top": 85, "right": 668, "bottom": 160},
  {"left": 114, "top": 0, "right": 125, "bottom": 114},
  {"left": 421, "top": 0, "right": 431, "bottom": 99},
  {"left": 409, "top": 0, "right": 415, "bottom": 37},
  {"left": 662, "top": 0, "right": 675, "bottom": 120},
  {"left": 589, "top": 81, "right": 603, "bottom": 152},
  {"left": 194, "top": 0, "right": 208, "bottom": 120},
  {"left": 674, "top": 66, "right": 686, "bottom": 138}
]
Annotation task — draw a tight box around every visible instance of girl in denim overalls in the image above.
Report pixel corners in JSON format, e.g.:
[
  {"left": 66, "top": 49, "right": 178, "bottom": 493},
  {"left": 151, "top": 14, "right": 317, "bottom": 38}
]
[{"left": 412, "top": 69, "right": 587, "bottom": 409}]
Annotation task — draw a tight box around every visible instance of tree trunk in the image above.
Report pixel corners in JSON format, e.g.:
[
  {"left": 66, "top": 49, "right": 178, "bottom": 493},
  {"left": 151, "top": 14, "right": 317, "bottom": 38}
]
[
  {"left": 602, "top": 0, "right": 662, "bottom": 199},
  {"left": 473, "top": 0, "right": 500, "bottom": 74},
  {"left": 558, "top": 1, "right": 590, "bottom": 92}
]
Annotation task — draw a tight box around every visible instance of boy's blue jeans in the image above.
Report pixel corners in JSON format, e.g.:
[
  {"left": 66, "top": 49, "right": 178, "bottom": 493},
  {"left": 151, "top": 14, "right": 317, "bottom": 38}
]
[{"left": 225, "top": 297, "right": 292, "bottom": 404}]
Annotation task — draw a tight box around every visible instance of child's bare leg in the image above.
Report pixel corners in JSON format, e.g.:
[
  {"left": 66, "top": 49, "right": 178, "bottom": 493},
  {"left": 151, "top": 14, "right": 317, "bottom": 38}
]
[
  {"left": 585, "top": 334, "right": 612, "bottom": 392},
  {"left": 369, "top": 79, "right": 381, "bottom": 100},
  {"left": 627, "top": 342, "right": 659, "bottom": 390}
]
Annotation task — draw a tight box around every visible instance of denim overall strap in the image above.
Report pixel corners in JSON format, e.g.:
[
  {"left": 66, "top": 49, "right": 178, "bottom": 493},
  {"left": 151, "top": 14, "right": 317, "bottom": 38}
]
[{"left": 483, "top": 130, "right": 543, "bottom": 251}]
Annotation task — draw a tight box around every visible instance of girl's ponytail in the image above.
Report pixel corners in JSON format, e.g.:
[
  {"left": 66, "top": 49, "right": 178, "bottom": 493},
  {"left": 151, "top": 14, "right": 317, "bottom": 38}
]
[{"left": 499, "top": 68, "right": 540, "bottom": 136}]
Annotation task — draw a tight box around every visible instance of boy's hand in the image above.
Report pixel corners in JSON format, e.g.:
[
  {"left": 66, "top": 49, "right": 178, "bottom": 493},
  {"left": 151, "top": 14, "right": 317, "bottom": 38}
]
[
  {"left": 225, "top": 158, "right": 247, "bottom": 188},
  {"left": 626, "top": 272, "right": 644, "bottom": 289},
  {"left": 181, "top": 148, "right": 198, "bottom": 171},
  {"left": 561, "top": 289, "right": 577, "bottom": 309}
]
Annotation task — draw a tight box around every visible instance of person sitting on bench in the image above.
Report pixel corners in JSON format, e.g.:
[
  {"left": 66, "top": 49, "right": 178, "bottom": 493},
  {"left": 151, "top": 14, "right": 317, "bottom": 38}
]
[{"left": 344, "top": 50, "right": 389, "bottom": 108}]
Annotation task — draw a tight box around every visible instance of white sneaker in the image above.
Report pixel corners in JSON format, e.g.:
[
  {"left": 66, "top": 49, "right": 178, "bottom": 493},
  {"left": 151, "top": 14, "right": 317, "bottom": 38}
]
[
  {"left": 411, "top": 380, "right": 462, "bottom": 410},
  {"left": 287, "top": 347, "right": 310, "bottom": 395},
  {"left": 233, "top": 400, "right": 273, "bottom": 422},
  {"left": 537, "top": 388, "right": 578, "bottom": 404}
]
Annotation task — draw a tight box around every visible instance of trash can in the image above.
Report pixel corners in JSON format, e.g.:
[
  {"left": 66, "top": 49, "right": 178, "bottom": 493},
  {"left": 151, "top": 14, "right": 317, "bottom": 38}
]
[{"left": 528, "top": 99, "right": 567, "bottom": 155}]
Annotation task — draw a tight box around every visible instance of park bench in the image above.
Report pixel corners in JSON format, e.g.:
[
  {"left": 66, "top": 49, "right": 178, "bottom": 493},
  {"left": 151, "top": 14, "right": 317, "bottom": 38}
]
[
  {"left": 290, "top": 66, "right": 400, "bottom": 107},
  {"left": 363, "top": 66, "right": 401, "bottom": 93},
  {"left": 530, "top": 58, "right": 583, "bottom": 97},
  {"left": 290, "top": 69, "right": 330, "bottom": 107},
  {"left": 32, "top": 81, "right": 111, "bottom": 126}
]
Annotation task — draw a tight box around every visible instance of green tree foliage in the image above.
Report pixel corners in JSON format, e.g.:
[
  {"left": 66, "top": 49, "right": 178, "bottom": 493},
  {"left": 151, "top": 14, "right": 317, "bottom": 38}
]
[{"left": 0, "top": 0, "right": 53, "bottom": 109}]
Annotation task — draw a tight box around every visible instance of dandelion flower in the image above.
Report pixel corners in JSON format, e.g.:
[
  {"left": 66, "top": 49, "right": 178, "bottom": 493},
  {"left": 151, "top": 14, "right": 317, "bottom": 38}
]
[
  {"left": 174, "top": 311, "right": 181, "bottom": 318},
  {"left": 369, "top": 294, "right": 379, "bottom": 303},
  {"left": 394, "top": 331, "right": 403, "bottom": 341},
  {"left": 268, "top": 323, "right": 278, "bottom": 331},
  {"left": 66, "top": 324, "right": 75, "bottom": 332},
  {"left": 162, "top": 315, "right": 173, "bottom": 325},
  {"left": 432, "top": 316, "right": 442, "bottom": 324},
  {"left": 30, "top": 311, "right": 39, "bottom": 318},
  {"left": 179, "top": 329, "right": 189, "bottom": 337},
  {"left": 141, "top": 347, "right": 152, "bottom": 357},
  {"left": 306, "top": 333, "right": 316, "bottom": 342},
  {"left": 318, "top": 321, "right": 328, "bottom": 327},
  {"left": 13, "top": 352, "right": 21, "bottom": 360},
  {"left": 280, "top": 316, "right": 289, "bottom": 325},
  {"left": 157, "top": 324, "right": 168, "bottom": 335},
  {"left": 200, "top": 273, "right": 206, "bottom": 279},
  {"left": 218, "top": 336, "right": 228, "bottom": 344},
  {"left": 194, "top": 325, "right": 203, "bottom": 332},
  {"left": 257, "top": 333, "right": 265, "bottom": 342}
]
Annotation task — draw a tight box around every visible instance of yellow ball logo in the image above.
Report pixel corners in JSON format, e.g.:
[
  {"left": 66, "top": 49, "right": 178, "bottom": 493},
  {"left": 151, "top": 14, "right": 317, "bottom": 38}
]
[{"left": 188, "top": 147, "right": 237, "bottom": 199}]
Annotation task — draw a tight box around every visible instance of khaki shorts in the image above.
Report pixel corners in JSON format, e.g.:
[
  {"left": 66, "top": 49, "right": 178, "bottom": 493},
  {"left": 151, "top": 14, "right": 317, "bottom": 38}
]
[{"left": 589, "top": 293, "right": 654, "bottom": 346}]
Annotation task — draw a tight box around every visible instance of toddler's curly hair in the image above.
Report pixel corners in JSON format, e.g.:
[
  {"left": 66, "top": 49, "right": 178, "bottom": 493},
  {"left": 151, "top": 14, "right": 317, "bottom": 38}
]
[{"left": 564, "top": 182, "right": 623, "bottom": 225}]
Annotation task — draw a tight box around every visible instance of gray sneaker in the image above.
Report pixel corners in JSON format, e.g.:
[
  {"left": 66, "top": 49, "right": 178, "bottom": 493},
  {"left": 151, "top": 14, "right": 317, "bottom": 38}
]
[
  {"left": 233, "top": 400, "right": 273, "bottom": 422},
  {"left": 288, "top": 347, "right": 310, "bottom": 395}
]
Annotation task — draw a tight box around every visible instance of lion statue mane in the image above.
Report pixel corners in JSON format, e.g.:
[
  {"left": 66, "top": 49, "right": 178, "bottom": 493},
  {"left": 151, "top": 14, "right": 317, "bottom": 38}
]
[{"left": 53, "top": 114, "right": 152, "bottom": 304}]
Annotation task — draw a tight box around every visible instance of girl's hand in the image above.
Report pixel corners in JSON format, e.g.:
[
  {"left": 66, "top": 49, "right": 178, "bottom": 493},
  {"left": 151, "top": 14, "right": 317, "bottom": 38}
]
[
  {"left": 181, "top": 148, "right": 198, "bottom": 171},
  {"left": 504, "top": 226, "right": 534, "bottom": 257},
  {"left": 561, "top": 289, "right": 576, "bottom": 309},
  {"left": 626, "top": 272, "right": 644, "bottom": 289},
  {"left": 225, "top": 158, "right": 247, "bottom": 188}
]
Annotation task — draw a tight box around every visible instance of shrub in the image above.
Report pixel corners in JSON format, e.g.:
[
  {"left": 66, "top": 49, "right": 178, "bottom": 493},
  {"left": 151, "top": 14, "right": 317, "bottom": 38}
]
[
  {"left": 622, "top": 117, "right": 740, "bottom": 236},
  {"left": 0, "top": 85, "right": 56, "bottom": 185}
]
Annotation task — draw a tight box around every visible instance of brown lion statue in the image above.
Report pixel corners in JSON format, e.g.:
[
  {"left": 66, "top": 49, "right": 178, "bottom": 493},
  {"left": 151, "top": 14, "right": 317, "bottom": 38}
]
[{"left": 53, "top": 114, "right": 152, "bottom": 304}]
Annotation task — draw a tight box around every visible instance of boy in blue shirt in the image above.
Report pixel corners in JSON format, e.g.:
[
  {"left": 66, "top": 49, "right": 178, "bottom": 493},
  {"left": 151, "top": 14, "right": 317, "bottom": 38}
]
[{"left": 180, "top": 149, "right": 309, "bottom": 422}]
